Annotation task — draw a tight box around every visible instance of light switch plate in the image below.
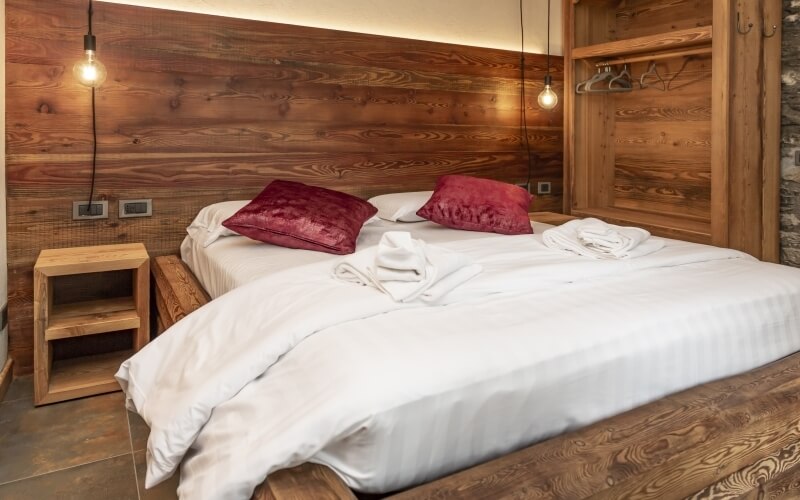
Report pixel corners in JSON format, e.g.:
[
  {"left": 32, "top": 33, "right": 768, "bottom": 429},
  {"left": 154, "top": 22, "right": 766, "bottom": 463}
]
[
  {"left": 119, "top": 199, "right": 153, "bottom": 218},
  {"left": 72, "top": 200, "right": 108, "bottom": 220},
  {"left": 537, "top": 181, "right": 552, "bottom": 195}
]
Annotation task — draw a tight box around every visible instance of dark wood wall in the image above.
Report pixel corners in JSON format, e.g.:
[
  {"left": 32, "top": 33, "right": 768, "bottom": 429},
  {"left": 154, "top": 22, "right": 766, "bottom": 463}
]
[{"left": 6, "top": 0, "right": 564, "bottom": 374}]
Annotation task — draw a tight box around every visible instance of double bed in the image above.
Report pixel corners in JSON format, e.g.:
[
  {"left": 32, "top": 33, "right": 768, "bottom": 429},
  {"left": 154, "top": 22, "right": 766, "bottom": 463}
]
[{"left": 130, "top": 213, "right": 800, "bottom": 499}]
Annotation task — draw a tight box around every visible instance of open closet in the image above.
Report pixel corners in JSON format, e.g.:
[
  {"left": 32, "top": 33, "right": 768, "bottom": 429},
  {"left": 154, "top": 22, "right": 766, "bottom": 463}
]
[{"left": 563, "top": 0, "right": 781, "bottom": 261}]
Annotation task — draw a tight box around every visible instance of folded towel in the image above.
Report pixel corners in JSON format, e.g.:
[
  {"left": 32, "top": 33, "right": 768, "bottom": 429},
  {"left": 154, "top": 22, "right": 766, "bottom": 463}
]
[
  {"left": 373, "top": 231, "right": 427, "bottom": 282},
  {"left": 542, "top": 218, "right": 665, "bottom": 259},
  {"left": 333, "top": 232, "right": 482, "bottom": 303},
  {"left": 577, "top": 219, "right": 651, "bottom": 258}
]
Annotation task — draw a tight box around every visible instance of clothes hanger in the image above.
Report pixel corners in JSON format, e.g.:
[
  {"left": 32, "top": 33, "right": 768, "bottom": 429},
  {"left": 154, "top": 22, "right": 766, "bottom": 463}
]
[
  {"left": 639, "top": 62, "right": 666, "bottom": 91},
  {"left": 608, "top": 63, "right": 633, "bottom": 92},
  {"left": 575, "top": 67, "right": 609, "bottom": 94},
  {"left": 584, "top": 65, "right": 618, "bottom": 93}
]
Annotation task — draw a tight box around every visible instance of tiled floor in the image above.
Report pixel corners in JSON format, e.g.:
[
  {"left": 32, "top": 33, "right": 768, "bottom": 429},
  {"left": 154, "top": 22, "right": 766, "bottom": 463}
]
[{"left": 0, "top": 376, "right": 179, "bottom": 500}]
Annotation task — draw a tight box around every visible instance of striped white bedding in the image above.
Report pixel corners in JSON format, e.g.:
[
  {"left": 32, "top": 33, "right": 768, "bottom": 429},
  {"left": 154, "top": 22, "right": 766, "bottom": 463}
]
[
  {"left": 180, "top": 219, "right": 524, "bottom": 299},
  {"left": 124, "top": 222, "right": 800, "bottom": 499}
]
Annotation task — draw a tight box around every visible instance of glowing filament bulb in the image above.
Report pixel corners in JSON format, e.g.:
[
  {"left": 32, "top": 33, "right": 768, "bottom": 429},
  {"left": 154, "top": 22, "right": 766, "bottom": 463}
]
[{"left": 538, "top": 75, "right": 558, "bottom": 110}]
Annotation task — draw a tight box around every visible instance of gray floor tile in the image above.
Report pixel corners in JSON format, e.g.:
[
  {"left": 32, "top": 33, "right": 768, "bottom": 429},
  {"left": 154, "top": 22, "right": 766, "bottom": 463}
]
[
  {"left": 0, "top": 391, "right": 130, "bottom": 484},
  {"left": 0, "top": 454, "right": 138, "bottom": 499},
  {"left": 134, "top": 450, "right": 179, "bottom": 500},
  {"left": 1, "top": 375, "right": 33, "bottom": 403},
  {"left": 128, "top": 410, "right": 150, "bottom": 452}
]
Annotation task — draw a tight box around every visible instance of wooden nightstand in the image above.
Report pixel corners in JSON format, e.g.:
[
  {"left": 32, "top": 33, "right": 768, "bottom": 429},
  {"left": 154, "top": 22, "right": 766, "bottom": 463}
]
[
  {"left": 529, "top": 211, "right": 578, "bottom": 226},
  {"left": 33, "top": 243, "right": 150, "bottom": 406}
]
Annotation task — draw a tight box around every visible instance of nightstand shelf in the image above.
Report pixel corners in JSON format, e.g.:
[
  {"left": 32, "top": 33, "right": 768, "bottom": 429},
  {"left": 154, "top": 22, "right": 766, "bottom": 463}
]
[
  {"left": 48, "top": 349, "right": 135, "bottom": 401},
  {"left": 46, "top": 297, "right": 140, "bottom": 341},
  {"left": 34, "top": 243, "right": 150, "bottom": 406}
]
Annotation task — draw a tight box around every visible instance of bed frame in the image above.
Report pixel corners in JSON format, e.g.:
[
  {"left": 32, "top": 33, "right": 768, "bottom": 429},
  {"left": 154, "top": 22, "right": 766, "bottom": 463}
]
[{"left": 153, "top": 255, "right": 800, "bottom": 499}]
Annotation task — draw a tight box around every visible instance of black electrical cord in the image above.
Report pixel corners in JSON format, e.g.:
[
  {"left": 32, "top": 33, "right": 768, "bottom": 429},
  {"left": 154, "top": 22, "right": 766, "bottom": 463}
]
[
  {"left": 546, "top": 0, "right": 551, "bottom": 78},
  {"left": 86, "top": 0, "right": 98, "bottom": 213},
  {"left": 519, "top": 0, "right": 534, "bottom": 191},
  {"left": 88, "top": 86, "right": 98, "bottom": 212}
]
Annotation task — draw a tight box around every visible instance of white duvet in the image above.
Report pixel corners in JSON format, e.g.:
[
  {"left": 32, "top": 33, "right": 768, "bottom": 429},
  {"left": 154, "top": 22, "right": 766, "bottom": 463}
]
[{"left": 117, "top": 232, "right": 800, "bottom": 499}]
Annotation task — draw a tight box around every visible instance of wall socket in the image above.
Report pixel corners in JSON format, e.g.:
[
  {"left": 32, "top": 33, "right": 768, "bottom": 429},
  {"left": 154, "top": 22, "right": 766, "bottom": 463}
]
[
  {"left": 119, "top": 199, "right": 153, "bottom": 218},
  {"left": 537, "top": 181, "right": 552, "bottom": 195},
  {"left": 516, "top": 182, "right": 531, "bottom": 192},
  {"left": 72, "top": 200, "right": 108, "bottom": 220}
]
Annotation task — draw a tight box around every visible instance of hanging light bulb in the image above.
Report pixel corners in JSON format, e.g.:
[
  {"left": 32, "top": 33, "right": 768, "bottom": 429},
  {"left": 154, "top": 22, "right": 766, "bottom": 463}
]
[
  {"left": 537, "top": 0, "right": 558, "bottom": 111},
  {"left": 74, "top": 1, "right": 106, "bottom": 88},
  {"left": 72, "top": 40, "right": 106, "bottom": 87},
  {"left": 538, "top": 74, "right": 558, "bottom": 110}
]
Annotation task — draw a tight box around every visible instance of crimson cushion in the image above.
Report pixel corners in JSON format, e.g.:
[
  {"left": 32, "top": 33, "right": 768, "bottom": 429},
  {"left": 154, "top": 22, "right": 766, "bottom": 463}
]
[
  {"left": 222, "top": 180, "right": 378, "bottom": 255},
  {"left": 416, "top": 175, "right": 533, "bottom": 235}
]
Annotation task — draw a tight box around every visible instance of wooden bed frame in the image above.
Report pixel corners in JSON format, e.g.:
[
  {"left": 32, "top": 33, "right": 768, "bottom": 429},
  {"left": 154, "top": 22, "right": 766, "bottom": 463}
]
[{"left": 153, "top": 255, "right": 800, "bottom": 499}]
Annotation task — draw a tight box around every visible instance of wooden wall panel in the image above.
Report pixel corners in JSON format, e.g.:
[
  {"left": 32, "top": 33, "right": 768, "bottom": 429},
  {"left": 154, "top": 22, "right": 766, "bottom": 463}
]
[
  {"left": 611, "top": 57, "right": 712, "bottom": 220},
  {"left": 615, "top": 0, "right": 713, "bottom": 42},
  {"left": 6, "top": 0, "right": 564, "bottom": 374}
]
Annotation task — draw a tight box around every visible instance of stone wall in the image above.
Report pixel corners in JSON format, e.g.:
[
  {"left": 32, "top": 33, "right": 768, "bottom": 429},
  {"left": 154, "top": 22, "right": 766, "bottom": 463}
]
[{"left": 782, "top": 0, "right": 800, "bottom": 266}]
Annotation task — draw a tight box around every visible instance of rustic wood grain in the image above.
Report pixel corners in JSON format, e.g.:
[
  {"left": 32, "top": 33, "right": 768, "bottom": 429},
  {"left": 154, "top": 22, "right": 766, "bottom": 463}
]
[
  {"left": 688, "top": 441, "right": 800, "bottom": 499},
  {"left": 571, "top": 26, "right": 713, "bottom": 60},
  {"left": 567, "top": 0, "right": 779, "bottom": 257},
  {"left": 0, "top": 358, "right": 13, "bottom": 402},
  {"left": 257, "top": 464, "right": 357, "bottom": 500},
  {"left": 760, "top": 0, "right": 782, "bottom": 264},
  {"left": 151, "top": 255, "right": 209, "bottom": 329},
  {"left": 5, "top": 0, "right": 564, "bottom": 374},
  {"left": 615, "top": 0, "right": 714, "bottom": 41}
]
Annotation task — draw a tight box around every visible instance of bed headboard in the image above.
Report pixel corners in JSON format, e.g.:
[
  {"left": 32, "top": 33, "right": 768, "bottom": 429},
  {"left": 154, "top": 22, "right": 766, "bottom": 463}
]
[{"left": 6, "top": 0, "right": 564, "bottom": 373}]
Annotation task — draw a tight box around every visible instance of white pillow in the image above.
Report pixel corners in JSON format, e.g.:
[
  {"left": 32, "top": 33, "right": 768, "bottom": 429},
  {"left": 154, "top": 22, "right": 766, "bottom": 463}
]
[
  {"left": 186, "top": 200, "right": 249, "bottom": 247},
  {"left": 368, "top": 191, "right": 433, "bottom": 222}
]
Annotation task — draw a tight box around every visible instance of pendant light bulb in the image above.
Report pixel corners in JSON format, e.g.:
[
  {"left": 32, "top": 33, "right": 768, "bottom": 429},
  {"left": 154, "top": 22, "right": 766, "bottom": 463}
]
[
  {"left": 538, "top": 74, "right": 558, "bottom": 110},
  {"left": 74, "top": 34, "right": 106, "bottom": 87}
]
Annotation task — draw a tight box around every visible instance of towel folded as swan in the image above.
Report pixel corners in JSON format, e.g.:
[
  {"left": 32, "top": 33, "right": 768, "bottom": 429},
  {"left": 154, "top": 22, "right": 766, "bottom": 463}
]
[
  {"left": 333, "top": 231, "right": 482, "bottom": 303},
  {"left": 543, "top": 218, "right": 665, "bottom": 259}
]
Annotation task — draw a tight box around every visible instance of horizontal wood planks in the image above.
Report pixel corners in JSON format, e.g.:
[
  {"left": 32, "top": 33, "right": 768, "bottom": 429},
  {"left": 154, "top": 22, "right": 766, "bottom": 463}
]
[
  {"left": 6, "top": 0, "right": 564, "bottom": 374},
  {"left": 612, "top": 57, "right": 713, "bottom": 220}
]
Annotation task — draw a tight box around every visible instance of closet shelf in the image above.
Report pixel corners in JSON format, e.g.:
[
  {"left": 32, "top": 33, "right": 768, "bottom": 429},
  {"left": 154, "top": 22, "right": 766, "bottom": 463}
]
[
  {"left": 572, "top": 26, "right": 713, "bottom": 60},
  {"left": 570, "top": 207, "right": 711, "bottom": 244}
]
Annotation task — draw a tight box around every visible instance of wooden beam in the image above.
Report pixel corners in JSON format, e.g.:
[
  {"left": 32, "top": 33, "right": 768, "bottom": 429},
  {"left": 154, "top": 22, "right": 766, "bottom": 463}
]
[
  {"left": 151, "top": 255, "right": 210, "bottom": 330},
  {"left": 0, "top": 358, "right": 13, "bottom": 402},
  {"left": 252, "top": 464, "right": 356, "bottom": 500}
]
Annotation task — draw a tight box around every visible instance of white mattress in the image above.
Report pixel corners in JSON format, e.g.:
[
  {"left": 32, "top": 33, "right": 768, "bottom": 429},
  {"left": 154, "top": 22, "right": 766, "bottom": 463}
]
[
  {"left": 156, "top": 223, "right": 800, "bottom": 498},
  {"left": 180, "top": 219, "right": 526, "bottom": 299}
]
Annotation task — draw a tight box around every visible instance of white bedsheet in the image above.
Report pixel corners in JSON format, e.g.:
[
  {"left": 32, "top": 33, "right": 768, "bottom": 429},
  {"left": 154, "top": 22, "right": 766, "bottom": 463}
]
[
  {"left": 180, "top": 220, "right": 522, "bottom": 298},
  {"left": 118, "top": 224, "right": 800, "bottom": 500}
]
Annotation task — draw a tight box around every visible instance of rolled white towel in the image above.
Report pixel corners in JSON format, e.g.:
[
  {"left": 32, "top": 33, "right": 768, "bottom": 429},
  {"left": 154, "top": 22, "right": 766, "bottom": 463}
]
[
  {"left": 373, "top": 231, "right": 427, "bottom": 282},
  {"left": 542, "top": 218, "right": 664, "bottom": 259},
  {"left": 332, "top": 249, "right": 373, "bottom": 285},
  {"left": 577, "top": 219, "right": 651, "bottom": 258},
  {"left": 333, "top": 232, "right": 482, "bottom": 303}
]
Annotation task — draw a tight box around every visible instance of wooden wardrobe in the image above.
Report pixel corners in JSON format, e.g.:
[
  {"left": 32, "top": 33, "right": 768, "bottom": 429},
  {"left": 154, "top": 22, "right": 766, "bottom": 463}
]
[{"left": 563, "top": 0, "right": 782, "bottom": 262}]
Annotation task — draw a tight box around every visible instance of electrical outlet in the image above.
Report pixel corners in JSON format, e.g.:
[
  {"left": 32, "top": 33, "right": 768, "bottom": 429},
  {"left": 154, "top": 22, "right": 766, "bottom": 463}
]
[
  {"left": 119, "top": 199, "right": 153, "bottom": 218},
  {"left": 516, "top": 182, "right": 531, "bottom": 192},
  {"left": 537, "top": 181, "right": 552, "bottom": 195},
  {"left": 72, "top": 200, "right": 108, "bottom": 220}
]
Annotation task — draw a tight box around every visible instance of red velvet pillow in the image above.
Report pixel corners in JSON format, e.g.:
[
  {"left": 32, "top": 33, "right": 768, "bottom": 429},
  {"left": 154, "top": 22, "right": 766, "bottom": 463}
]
[
  {"left": 416, "top": 175, "right": 533, "bottom": 235},
  {"left": 222, "top": 180, "right": 378, "bottom": 255}
]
